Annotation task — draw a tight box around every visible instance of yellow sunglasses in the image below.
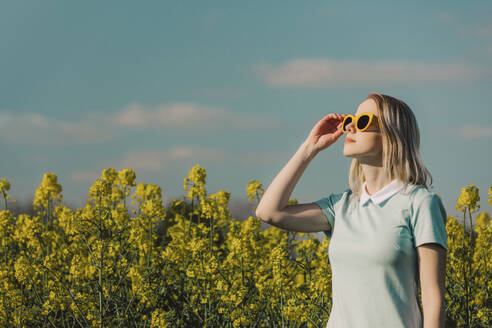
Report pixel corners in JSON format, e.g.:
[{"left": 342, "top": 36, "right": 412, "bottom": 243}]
[{"left": 341, "top": 112, "right": 379, "bottom": 133}]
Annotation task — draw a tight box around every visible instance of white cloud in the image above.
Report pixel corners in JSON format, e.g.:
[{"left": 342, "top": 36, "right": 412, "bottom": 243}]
[
  {"left": 457, "top": 24, "right": 492, "bottom": 39},
  {"left": 250, "top": 58, "right": 492, "bottom": 87},
  {"left": 106, "top": 101, "right": 280, "bottom": 131},
  {"left": 432, "top": 124, "right": 492, "bottom": 139},
  {"left": 0, "top": 110, "right": 117, "bottom": 145},
  {"left": 457, "top": 124, "right": 492, "bottom": 138},
  {"left": 455, "top": 14, "right": 492, "bottom": 39},
  {"left": 23, "top": 113, "right": 49, "bottom": 128},
  {"left": 0, "top": 101, "right": 282, "bottom": 145}
]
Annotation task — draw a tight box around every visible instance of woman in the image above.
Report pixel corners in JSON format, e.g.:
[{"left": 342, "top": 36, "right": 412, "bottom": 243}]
[{"left": 255, "top": 93, "right": 447, "bottom": 328}]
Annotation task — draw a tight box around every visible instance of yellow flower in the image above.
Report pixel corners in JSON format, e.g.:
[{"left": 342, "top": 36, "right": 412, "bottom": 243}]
[
  {"left": 33, "top": 172, "right": 63, "bottom": 211},
  {"left": 0, "top": 178, "right": 11, "bottom": 192},
  {"left": 475, "top": 212, "right": 490, "bottom": 231},
  {"left": 456, "top": 184, "right": 480, "bottom": 213},
  {"left": 246, "top": 180, "right": 264, "bottom": 203},
  {"left": 183, "top": 164, "right": 207, "bottom": 199},
  {"left": 14, "top": 256, "right": 32, "bottom": 284},
  {"left": 115, "top": 168, "right": 136, "bottom": 187},
  {"left": 488, "top": 186, "right": 492, "bottom": 205}
]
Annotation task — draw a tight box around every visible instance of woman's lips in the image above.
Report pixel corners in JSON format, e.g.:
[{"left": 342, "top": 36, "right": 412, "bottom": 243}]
[{"left": 345, "top": 137, "right": 356, "bottom": 143}]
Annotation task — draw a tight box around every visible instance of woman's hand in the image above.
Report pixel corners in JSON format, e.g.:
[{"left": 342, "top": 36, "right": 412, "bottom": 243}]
[{"left": 305, "top": 113, "right": 346, "bottom": 153}]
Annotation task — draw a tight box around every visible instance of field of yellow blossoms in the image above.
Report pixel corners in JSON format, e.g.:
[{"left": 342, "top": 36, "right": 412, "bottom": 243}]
[{"left": 0, "top": 165, "right": 490, "bottom": 327}]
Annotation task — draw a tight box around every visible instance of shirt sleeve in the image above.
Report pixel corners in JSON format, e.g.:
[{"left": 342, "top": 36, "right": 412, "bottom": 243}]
[
  {"left": 312, "top": 191, "right": 346, "bottom": 240},
  {"left": 410, "top": 193, "right": 448, "bottom": 250}
]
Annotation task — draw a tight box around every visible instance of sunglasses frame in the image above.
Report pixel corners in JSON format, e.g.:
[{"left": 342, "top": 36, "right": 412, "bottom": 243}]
[{"left": 341, "top": 112, "right": 379, "bottom": 133}]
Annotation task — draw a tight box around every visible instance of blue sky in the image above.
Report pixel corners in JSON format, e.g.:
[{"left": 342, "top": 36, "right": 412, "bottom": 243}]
[{"left": 1, "top": 1, "right": 491, "bottom": 231}]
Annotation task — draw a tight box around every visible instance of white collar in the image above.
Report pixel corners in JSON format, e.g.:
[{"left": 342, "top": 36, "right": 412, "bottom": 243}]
[{"left": 359, "top": 179, "right": 405, "bottom": 206}]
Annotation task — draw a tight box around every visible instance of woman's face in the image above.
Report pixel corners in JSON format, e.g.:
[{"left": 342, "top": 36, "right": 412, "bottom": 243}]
[{"left": 343, "top": 98, "right": 383, "bottom": 163}]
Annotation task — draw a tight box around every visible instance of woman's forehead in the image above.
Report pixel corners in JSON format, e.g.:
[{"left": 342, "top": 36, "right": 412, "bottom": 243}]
[
  {"left": 355, "top": 108, "right": 378, "bottom": 116},
  {"left": 356, "top": 100, "right": 378, "bottom": 115}
]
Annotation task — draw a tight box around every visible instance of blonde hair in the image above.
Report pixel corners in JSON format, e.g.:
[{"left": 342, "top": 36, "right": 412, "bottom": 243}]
[{"left": 348, "top": 92, "right": 433, "bottom": 203}]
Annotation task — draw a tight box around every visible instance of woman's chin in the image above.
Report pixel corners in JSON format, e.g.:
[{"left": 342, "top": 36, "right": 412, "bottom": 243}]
[
  {"left": 343, "top": 150, "right": 361, "bottom": 158},
  {"left": 343, "top": 149, "right": 355, "bottom": 157}
]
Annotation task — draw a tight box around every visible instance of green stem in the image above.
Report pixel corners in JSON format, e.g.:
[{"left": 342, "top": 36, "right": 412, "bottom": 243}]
[
  {"left": 463, "top": 207, "right": 470, "bottom": 326},
  {"left": 187, "top": 197, "right": 194, "bottom": 238},
  {"left": 148, "top": 213, "right": 152, "bottom": 289},
  {"left": 279, "top": 261, "right": 284, "bottom": 327},
  {"left": 210, "top": 215, "right": 214, "bottom": 257},
  {"left": 467, "top": 207, "right": 476, "bottom": 327},
  {"left": 2, "top": 192, "right": 7, "bottom": 211},
  {"left": 99, "top": 194, "right": 103, "bottom": 328}
]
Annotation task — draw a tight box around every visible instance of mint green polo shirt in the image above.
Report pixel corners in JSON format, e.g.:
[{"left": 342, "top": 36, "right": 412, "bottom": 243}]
[{"left": 313, "top": 180, "right": 448, "bottom": 328}]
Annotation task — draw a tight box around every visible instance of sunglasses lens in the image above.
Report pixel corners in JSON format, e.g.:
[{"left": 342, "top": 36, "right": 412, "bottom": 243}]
[
  {"left": 357, "top": 115, "right": 370, "bottom": 130},
  {"left": 343, "top": 117, "right": 352, "bottom": 131}
]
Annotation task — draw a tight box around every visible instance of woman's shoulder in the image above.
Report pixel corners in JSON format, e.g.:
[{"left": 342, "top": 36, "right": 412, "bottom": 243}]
[
  {"left": 323, "top": 188, "right": 352, "bottom": 198},
  {"left": 403, "top": 184, "right": 441, "bottom": 205},
  {"left": 336, "top": 188, "right": 354, "bottom": 204},
  {"left": 320, "top": 188, "right": 352, "bottom": 205}
]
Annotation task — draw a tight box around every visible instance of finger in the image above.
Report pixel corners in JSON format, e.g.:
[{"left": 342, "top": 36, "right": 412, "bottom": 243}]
[
  {"left": 322, "top": 114, "right": 336, "bottom": 121},
  {"left": 329, "top": 114, "right": 343, "bottom": 122}
]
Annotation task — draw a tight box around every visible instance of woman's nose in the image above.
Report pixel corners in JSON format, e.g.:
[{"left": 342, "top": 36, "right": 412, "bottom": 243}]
[{"left": 346, "top": 121, "right": 356, "bottom": 132}]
